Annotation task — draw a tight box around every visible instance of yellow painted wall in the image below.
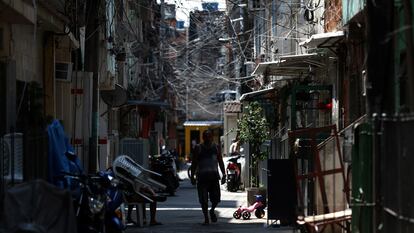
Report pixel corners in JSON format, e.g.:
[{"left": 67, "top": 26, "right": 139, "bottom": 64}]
[{"left": 184, "top": 125, "right": 222, "bottom": 158}]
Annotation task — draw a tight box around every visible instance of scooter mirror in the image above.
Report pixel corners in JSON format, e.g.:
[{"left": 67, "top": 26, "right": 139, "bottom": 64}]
[{"left": 65, "top": 150, "right": 77, "bottom": 162}]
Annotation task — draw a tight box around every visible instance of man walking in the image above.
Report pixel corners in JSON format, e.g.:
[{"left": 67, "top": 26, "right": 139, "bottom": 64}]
[{"left": 191, "top": 130, "right": 226, "bottom": 225}]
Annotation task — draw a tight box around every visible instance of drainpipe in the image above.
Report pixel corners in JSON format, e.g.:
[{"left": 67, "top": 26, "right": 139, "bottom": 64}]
[
  {"left": 403, "top": 0, "right": 414, "bottom": 111},
  {"left": 85, "top": 0, "right": 101, "bottom": 172}
]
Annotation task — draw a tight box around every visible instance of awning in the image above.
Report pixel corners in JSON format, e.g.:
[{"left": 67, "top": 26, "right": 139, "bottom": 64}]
[
  {"left": 183, "top": 121, "right": 223, "bottom": 127},
  {"left": 251, "top": 53, "right": 325, "bottom": 76},
  {"left": 299, "top": 31, "right": 344, "bottom": 49},
  {"left": 127, "top": 100, "right": 170, "bottom": 108},
  {"left": 240, "top": 87, "right": 277, "bottom": 101}
]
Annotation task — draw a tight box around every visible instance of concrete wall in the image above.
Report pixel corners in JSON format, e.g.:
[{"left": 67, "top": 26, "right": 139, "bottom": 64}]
[
  {"left": 0, "top": 23, "right": 44, "bottom": 84},
  {"left": 342, "top": 0, "right": 365, "bottom": 25},
  {"left": 315, "top": 136, "right": 348, "bottom": 214},
  {"left": 223, "top": 113, "right": 238, "bottom": 156}
]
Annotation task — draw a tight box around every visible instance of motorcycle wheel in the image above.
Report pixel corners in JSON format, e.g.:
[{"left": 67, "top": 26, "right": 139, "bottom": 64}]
[
  {"left": 255, "top": 208, "right": 265, "bottom": 219},
  {"left": 164, "top": 173, "right": 177, "bottom": 196},
  {"left": 187, "top": 165, "right": 191, "bottom": 179},
  {"left": 233, "top": 211, "right": 241, "bottom": 219},
  {"left": 231, "top": 183, "right": 239, "bottom": 192},
  {"left": 242, "top": 211, "right": 251, "bottom": 220},
  {"left": 227, "top": 176, "right": 238, "bottom": 192},
  {"left": 188, "top": 165, "right": 197, "bottom": 183},
  {"left": 227, "top": 182, "right": 233, "bottom": 192}
]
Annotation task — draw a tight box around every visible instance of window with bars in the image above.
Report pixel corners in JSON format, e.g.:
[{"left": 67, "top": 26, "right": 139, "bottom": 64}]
[{"left": 249, "top": 0, "right": 263, "bottom": 10}]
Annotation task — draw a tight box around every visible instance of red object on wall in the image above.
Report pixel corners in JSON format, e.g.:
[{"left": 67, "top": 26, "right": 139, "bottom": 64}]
[
  {"left": 71, "top": 88, "right": 84, "bottom": 95},
  {"left": 140, "top": 109, "right": 156, "bottom": 138},
  {"left": 72, "top": 138, "right": 83, "bottom": 145},
  {"left": 98, "top": 138, "right": 108, "bottom": 144},
  {"left": 317, "top": 101, "right": 332, "bottom": 110}
]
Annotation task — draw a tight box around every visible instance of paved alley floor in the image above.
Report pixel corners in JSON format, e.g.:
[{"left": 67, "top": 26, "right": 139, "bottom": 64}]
[{"left": 125, "top": 170, "right": 299, "bottom": 233}]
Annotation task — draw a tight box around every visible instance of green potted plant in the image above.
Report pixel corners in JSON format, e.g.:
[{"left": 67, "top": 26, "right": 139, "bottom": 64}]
[{"left": 237, "top": 101, "right": 269, "bottom": 204}]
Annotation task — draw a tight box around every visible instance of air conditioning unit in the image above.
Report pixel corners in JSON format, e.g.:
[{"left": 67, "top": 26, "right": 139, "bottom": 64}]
[
  {"left": 55, "top": 62, "right": 73, "bottom": 82},
  {"left": 2, "top": 133, "right": 24, "bottom": 183}
]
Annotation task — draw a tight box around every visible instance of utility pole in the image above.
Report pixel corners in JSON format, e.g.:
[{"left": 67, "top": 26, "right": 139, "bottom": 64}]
[
  {"left": 186, "top": 27, "right": 189, "bottom": 121},
  {"left": 85, "top": 0, "right": 100, "bottom": 172},
  {"left": 160, "top": 0, "right": 165, "bottom": 100},
  {"left": 160, "top": 0, "right": 166, "bottom": 142}
]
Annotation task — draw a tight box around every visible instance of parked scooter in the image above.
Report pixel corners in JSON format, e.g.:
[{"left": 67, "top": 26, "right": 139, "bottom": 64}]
[
  {"left": 149, "top": 148, "right": 180, "bottom": 195},
  {"left": 62, "top": 171, "right": 109, "bottom": 233},
  {"left": 226, "top": 154, "right": 243, "bottom": 192},
  {"left": 101, "top": 169, "right": 126, "bottom": 233},
  {"left": 60, "top": 151, "right": 108, "bottom": 233},
  {"left": 63, "top": 152, "right": 125, "bottom": 233}
]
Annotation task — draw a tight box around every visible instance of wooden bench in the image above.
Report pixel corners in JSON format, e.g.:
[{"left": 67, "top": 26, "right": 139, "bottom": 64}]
[{"left": 297, "top": 209, "right": 352, "bottom": 233}]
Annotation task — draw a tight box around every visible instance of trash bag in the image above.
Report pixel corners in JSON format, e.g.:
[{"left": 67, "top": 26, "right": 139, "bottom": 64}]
[{"left": 0, "top": 179, "right": 77, "bottom": 233}]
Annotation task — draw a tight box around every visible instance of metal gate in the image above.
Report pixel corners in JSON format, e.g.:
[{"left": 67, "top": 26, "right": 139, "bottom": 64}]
[
  {"left": 119, "top": 138, "right": 150, "bottom": 168},
  {"left": 380, "top": 117, "right": 414, "bottom": 233}
]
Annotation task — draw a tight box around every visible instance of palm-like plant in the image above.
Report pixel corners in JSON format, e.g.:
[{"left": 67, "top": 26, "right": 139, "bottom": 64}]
[{"left": 238, "top": 101, "right": 269, "bottom": 187}]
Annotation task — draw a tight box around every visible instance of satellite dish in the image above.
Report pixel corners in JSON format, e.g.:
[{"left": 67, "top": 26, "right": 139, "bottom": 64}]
[{"left": 100, "top": 84, "right": 128, "bottom": 107}]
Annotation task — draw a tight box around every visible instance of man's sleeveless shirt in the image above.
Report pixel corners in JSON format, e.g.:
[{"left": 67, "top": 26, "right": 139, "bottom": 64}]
[{"left": 196, "top": 143, "right": 219, "bottom": 182}]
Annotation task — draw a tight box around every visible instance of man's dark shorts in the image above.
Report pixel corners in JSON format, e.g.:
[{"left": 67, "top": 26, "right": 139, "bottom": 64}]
[{"left": 197, "top": 180, "right": 221, "bottom": 205}]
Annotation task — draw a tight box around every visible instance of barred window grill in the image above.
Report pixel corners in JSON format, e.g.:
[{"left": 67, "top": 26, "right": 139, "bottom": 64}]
[
  {"left": 119, "top": 138, "right": 150, "bottom": 168},
  {"left": 1, "top": 133, "right": 23, "bottom": 184}
]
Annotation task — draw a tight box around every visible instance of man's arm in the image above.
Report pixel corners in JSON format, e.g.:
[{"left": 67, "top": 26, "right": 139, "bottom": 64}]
[{"left": 190, "top": 145, "right": 199, "bottom": 183}]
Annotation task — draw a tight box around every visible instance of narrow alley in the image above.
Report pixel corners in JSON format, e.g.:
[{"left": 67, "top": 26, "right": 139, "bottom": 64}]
[
  {"left": 1, "top": 1, "right": 414, "bottom": 233},
  {"left": 125, "top": 170, "right": 296, "bottom": 233}
]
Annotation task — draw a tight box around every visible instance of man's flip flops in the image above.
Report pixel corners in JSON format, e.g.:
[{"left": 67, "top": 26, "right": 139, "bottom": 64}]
[{"left": 210, "top": 210, "right": 217, "bottom": 222}]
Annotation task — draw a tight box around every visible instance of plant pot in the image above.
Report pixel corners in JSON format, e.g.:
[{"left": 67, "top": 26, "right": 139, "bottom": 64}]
[{"left": 246, "top": 187, "right": 266, "bottom": 206}]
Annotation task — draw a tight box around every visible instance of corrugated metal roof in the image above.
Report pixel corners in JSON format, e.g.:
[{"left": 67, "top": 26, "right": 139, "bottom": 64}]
[
  {"left": 299, "top": 31, "right": 344, "bottom": 49},
  {"left": 251, "top": 53, "right": 325, "bottom": 76},
  {"left": 183, "top": 121, "right": 223, "bottom": 127},
  {"left": 240, "top": 87, "right": 277, "bottom": 101}
]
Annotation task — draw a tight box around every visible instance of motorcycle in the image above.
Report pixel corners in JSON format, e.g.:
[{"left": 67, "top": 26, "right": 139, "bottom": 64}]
[
  {"left": 62, "top": 171, "right": 109, "bottom": 233},
  {"left": 226, "top": 154, "right": 243, "bottom": 192},
  {"left": 63, "top": 152, "right": 125, "bottom": 233},
  {"left": 149, "top": 148, "right": 180, "bottom": 196},
  {"left": 101, "top": 169, "right": 127, "bottom": 233}
]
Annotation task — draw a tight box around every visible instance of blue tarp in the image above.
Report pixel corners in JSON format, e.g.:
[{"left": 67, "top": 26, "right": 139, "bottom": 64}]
[{"left": 47, "top": 119, "right": 82, "bottom": 188}]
